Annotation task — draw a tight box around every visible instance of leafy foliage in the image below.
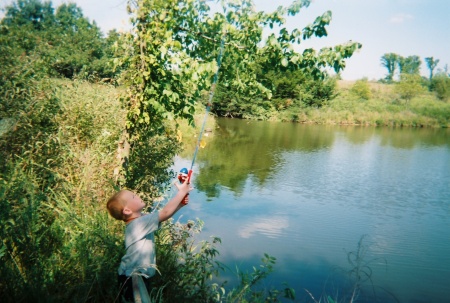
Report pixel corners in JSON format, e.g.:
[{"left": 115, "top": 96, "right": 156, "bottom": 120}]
[
  {"left": 0, "top": 77, "right": 124, "bottom": 302},
  {"left": 0, "top": 0, "right": 120, "bottom": 80},
  {"left": 133, "top": 217, "right": 293, "bottom": 303},
  {"left": 116, "top": 0, "right": 362, "bottom": 189},
  {"left": 271, "top": 70, "right": 337, "bottom": 108},
  {"left": 398, "top": 55, "right": 421, "bottom": 75},
  {"left": 47, "top": 3, "right": 105, "bottom": 78},
  {"left": 394, "top": 73, "right": 426, "bottom": 102},
  {"left": 224, "top": 253, "right": 296, "bottom": 303},
  {"left": 207, "top": 1, "right": 361, "bottom": 118},
  {"left": 0, "top": 24, "right": 63, "bottom": 299},
  {"left": 152, "top": 219, "right": 224, "bottom": 302},
  {"left": 380, "top": 53, "right": 398, "bottom": 82},
  {"left": 350, "top": 78, "right": 372, "bottom": 100},
  {"left": 425, "top": 57, "right": 440, "bottom": 81},
  {"left": 115, "top": 0, "right": 218, "bottom": 192},
  {"left": 1, "top": 0, "right": 55, "bottom": 30},
  {"left": 430, "top": 73, "right": 450, "bottom": 101}
]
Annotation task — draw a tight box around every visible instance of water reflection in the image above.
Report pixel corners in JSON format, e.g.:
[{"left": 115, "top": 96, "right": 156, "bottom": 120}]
[
  {"left": 176, "top": 118, "right": 450, "bottom": 303},
  {"left": 238, "top": 216, "right": 289, "bottom": 239},
  {"left": 195, "top": 118, "right": 450, "bottom": 199}
]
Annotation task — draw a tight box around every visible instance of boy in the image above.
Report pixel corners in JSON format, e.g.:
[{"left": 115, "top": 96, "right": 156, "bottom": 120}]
[{"left": 106, "top": 179, "right": 192, "bottom": 302}]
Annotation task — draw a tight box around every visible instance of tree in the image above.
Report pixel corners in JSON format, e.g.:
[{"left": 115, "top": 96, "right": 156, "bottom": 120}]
[
  {"left": 380, "top": 53, "right": 398, "bottom": 82},
  {"left": 1, "top": 0, "right": 118, "bottom": 79},
  {"left": 398, "top": 55, "right": 421, "bottom": 75},
  {"left": 1, "top": 0, "right": 55, "bottom": 30},
  {"left": 431, "top": 73, "right": 450, "bottom": 101},
  {"left": 425, "top": 57, "right": 439, "bottom": 81},
  {"left": 47, "top": 3, "right": 104, "bottom": 77},
  {"left": 116, "top": 0, "right": 361, "bottom": 192},
  {"left": 256, "top": 69, "right": 337, "bottom": 110},
  {"left": 211, "top": 4, "right": 361, "bottom": 116},
  {"left": 394, "top": 73, "right": 425, "bottom": 102}
]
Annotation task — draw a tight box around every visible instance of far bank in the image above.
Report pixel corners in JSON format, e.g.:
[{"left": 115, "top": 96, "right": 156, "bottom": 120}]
[{"left": 272, "top": 80, "right": 450, "bottom": 128}]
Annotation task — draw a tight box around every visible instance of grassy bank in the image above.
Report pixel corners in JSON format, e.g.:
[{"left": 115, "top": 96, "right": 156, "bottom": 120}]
[
  {"left": 279, "top": 80, "right": 450, "bottom": 128},
  {"left": 1, "top": 78, "right": 125, "bottom": 301}
]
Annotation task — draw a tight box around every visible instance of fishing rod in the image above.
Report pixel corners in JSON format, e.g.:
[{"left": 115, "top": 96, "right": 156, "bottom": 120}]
[
  {"left": 180, "top": 28, "right": 227, "bottom": 185},
  {"left": 151, "top": 29, "right": 227, "bottom": 211}
]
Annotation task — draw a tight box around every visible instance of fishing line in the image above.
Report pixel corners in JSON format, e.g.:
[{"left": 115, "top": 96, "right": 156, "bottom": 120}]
[
  {"left": 186, "top": 28, "right": 227, "bottom": 183},
  {"left": 151, "top": 29, "right": 227, "bottom": 211}
]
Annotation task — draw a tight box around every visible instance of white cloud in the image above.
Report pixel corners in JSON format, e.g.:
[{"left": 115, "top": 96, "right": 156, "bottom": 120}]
[
  {"left": 389, "top": 13, "right": 414, "bottom": 24},
  {"left": 238, "top": 216, "right": 289, "bottom": 239}
]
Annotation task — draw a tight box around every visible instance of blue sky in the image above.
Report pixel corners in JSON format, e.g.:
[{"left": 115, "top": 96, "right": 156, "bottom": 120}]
[{"left": 1, "top": 0, "right": 449, "bottom": 80}]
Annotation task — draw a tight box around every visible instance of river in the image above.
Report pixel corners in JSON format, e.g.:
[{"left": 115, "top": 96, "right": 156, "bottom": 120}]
[{"left": 174, "top": 117, "right": 450, "bottom": 303}]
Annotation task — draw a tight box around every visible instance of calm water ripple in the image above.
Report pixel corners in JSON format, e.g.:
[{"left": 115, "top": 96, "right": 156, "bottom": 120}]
[{"left": 175, "top": 119, "right": 450, "bottom": 303}]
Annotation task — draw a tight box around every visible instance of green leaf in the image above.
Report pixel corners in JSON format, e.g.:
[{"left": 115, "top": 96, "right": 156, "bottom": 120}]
[{"left": 0, "top": 245, "right": 7, "bottom": 258}]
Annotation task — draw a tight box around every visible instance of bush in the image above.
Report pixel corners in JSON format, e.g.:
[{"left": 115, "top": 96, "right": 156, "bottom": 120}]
[
  {"left": 394, "top": 73, "right": 426, "bottom": 102},
  {"left": 431, "top": 74, "right": 450, "bottom": 101},
  {"left": 267, "top": 70, "right": 337, "bottom": 108},
  {"left": 350, "top": 78, "right": 372, "bottom": 100}
]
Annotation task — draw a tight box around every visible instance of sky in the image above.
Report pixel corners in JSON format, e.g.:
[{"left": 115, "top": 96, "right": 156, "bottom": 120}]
[{"left": 1, "top": 0, "right": 449, "bottom": 81}]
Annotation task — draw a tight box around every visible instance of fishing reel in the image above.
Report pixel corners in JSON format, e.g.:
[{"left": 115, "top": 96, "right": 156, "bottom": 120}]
[
  {"left": 178, "top": 167, "right": 189, "bottom": 184},
  {"left": 178, "top": 168, "right": 192, "bottom": 205}
]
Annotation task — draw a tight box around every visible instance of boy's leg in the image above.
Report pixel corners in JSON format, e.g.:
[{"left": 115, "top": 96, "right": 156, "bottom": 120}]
[{"left": 131, "top": 274, "right": 155, "bottom": 302}]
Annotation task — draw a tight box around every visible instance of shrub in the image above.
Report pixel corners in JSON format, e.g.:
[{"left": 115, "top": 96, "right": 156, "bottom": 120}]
[
  {"left": 394, "top": 73, "right": 426, "bottom": 102},
  {"left": 431, "top": 74, "right": 450, "bottom": 101},
  {"left": 262, "top": 70, "right": 337, "bottom": 109},
  {"left": 350, "top": 78, "right": 372, "bottom": 100}
]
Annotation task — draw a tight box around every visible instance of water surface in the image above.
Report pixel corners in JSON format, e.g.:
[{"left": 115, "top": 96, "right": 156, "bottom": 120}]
[{"left": 174, "top": 118, "right": 450, "bottom": 303}]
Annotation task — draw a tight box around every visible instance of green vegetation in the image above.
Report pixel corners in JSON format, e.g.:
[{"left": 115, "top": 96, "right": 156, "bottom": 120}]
[
  {"left": 1, "top": 0, "right": 449, "bottom": 302},
  {"left": 283, "top": 80, "right": 450, "bottom": 128},
  {"left": 0, "top": 77, "right": 299, "bottom": 302},
  {"left": 116, "top": 0, "right": 361, "bottom": 141},
  {"left": 380, "top": 52, "right": 450, "bottom": 102},
  {"left": 0, "top": 0, "right": 120, "bottom": 80},
  {"left": 349, "top": 78, "right": 372, "bottom": 100},
  {"left": 431, "top": 73, "right": 450, "bottom": 101}
]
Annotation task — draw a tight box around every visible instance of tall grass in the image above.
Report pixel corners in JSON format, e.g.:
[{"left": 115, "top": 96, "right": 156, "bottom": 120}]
[{"left": 0, "top": 78, "right": 125, "bottom": 302}]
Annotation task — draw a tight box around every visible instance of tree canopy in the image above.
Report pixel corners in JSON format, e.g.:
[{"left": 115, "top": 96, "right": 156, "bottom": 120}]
[
  {"left": 115, "top": 0, "right": 362, "bottom": 189},
  {"left": 118, "top": 0, "right": 362, "bottom": 127},
  {"left": 0, "top": 0, "right": 119, "bottom": 79}
]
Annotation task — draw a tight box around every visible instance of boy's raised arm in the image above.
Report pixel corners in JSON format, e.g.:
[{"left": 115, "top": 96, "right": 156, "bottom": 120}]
[{"left": 158, "top": 180, "right": 192, "bottom": 222}]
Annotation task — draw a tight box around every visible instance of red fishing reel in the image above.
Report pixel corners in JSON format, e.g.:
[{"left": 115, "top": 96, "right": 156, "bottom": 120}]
[{"left": 178, "top": 168, "right": 192, "bottom": 205}]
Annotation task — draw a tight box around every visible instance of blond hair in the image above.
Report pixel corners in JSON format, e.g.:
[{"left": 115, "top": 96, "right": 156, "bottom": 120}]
[{"left": 106, "top": 190, "right": 128, "bottom": 221}]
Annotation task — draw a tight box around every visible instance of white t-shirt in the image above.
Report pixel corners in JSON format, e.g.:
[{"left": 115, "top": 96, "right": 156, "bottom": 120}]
[{"left": 118, "top": 212, "right": 160, "bottom": 277}]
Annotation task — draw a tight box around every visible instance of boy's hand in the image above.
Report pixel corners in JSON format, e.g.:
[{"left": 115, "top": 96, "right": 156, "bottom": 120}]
[
  {"left": 174, "top": 177, "right": 193, "bottom": 195},
  {"left": 181, "top": 194, "right": 189, "bottom": 205},
  {"left": 175, "top": 170, "right": 193, "bottom": 206}
]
